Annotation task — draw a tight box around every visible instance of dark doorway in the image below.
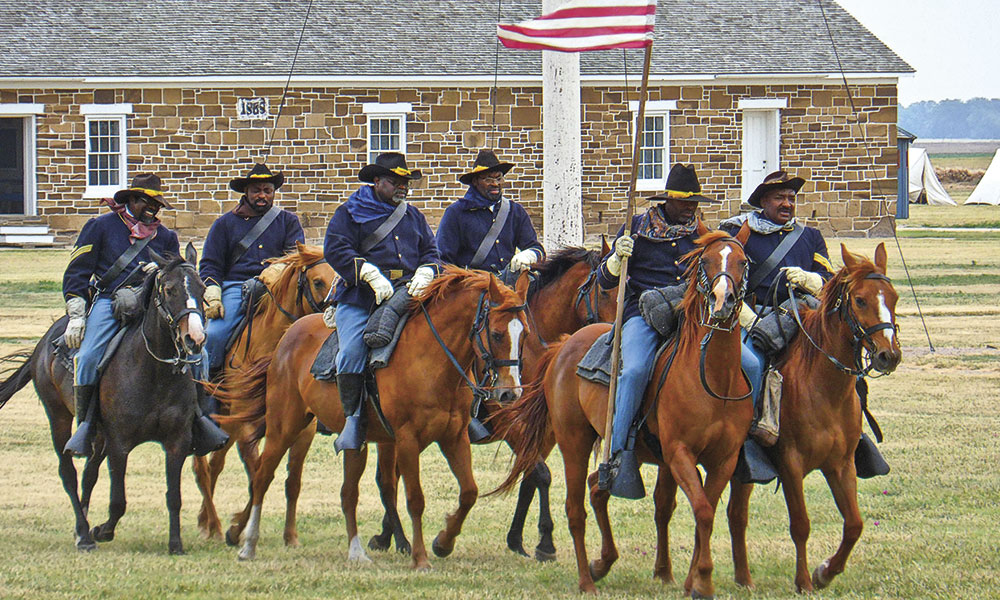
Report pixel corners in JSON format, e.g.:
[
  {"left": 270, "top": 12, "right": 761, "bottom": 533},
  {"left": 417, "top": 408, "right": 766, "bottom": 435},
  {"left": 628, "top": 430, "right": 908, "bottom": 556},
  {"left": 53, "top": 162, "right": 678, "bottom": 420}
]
[{"left": 0, "top": 118, "right": 25, "bottom": 215}]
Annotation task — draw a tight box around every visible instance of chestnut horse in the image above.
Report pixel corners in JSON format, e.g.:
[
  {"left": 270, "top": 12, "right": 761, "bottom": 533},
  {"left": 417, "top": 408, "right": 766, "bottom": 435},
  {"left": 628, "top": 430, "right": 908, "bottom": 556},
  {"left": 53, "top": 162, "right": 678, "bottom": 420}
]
[
  {"left": 218, "top": 268, "right": 529, "bottom": 568},
  {"left": 192, "top": 243, "right": 336, "bottom": 544},
  {"left": 727, "top": 242, "right": 901, "bottom": 593},
  {"left": 493, "top": 225, "right": 752, "bottom": 596}
]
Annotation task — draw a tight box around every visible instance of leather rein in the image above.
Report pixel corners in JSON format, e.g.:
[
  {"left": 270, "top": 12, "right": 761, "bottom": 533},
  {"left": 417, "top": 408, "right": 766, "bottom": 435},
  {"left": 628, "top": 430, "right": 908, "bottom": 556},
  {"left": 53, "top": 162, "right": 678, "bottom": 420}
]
[{"left": 142, "top": 263, "right": 206, "bottom": 370}]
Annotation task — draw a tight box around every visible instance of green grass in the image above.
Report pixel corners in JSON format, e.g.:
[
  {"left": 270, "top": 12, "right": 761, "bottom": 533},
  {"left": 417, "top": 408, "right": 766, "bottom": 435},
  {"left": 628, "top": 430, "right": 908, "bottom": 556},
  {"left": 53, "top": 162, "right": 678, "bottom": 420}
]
[
  {"left": 901, "top": 204, "right": 1000, "bottom": 229},
  {"left": 897, "top": 229, "right": 1000, "bottom": 241},
  {"left": 901, "top": 273, "right": 1000, "bottom": 286},
  {"left": 928, "top": 153, "right": 994, "bottom": 170}
]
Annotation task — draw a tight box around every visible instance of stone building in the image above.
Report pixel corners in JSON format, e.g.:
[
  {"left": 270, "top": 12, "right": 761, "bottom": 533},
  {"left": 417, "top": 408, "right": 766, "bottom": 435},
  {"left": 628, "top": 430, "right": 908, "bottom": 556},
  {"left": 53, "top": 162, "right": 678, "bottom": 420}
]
[{"left": 0, "top": 0, "right": 911, "bottom": 246}]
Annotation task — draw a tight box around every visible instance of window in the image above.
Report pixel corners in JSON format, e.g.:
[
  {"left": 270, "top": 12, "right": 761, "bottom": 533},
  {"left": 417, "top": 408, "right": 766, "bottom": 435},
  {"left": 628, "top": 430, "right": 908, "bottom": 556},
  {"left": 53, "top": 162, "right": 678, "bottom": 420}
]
[
  {"left": 629, "top": 101, "right": 676, "bottom": 191},
  {"left": 362, "top": 103, "right": 412, "bottom": 164},
  {"left": 80, "top": 103, "right": 132, "bottom": 198}
]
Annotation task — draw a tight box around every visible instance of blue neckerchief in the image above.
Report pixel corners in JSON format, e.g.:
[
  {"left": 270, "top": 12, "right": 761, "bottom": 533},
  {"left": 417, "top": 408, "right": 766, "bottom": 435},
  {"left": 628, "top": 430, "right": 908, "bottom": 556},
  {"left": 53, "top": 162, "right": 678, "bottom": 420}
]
[
  {"left": 457, "top": 186, "right": 498, "bottom": 211},
  {"left": 344, "top": 185, "right": 395, "bottom": 223}
]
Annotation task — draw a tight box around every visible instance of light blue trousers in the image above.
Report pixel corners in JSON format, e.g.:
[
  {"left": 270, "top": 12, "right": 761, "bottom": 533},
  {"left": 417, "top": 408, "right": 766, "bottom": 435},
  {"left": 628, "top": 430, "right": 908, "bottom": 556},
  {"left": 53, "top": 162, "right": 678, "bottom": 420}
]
[
  {"left": 610, "top": 316, "right": 661, "bottom": 456},
  {"left": 740, "top": 330, "right": 766, "bottom": 407},
  {"left": 73, "top": 298, "right": 117, "bottom": 387},
  {"left": 335, "top": 302, "right": 370, "bottom": 375},
  {"left": 205, "top": 281, "right": 245, "bottom": 372}
]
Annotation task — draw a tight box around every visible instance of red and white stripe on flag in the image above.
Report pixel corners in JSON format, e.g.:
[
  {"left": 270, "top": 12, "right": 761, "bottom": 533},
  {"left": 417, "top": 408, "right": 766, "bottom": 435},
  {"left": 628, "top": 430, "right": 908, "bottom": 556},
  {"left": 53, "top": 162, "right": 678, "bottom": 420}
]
[{"left": 497, "top": 0, "right": 656, "bottom": 52}]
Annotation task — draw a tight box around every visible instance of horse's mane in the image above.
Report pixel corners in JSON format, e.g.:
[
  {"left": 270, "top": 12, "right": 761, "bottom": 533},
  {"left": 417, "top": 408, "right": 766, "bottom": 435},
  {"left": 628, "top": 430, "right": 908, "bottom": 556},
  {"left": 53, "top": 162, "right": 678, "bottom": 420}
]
[
  {"left": 140, "top": 253, "right": 189, "bottom": 309},
  {"left": 796, "top": 251, "right": 878, "bottom": 363},
  {"left": 415, "top": 265, "right": 522, "bottom": 313},
  {"left": 677, "top": 230, "right": 733, "bottom": 329},
  {"left": 253, "top": 245, "right": 327, "bottom": 321},
  {"left": 530, "top": 246, "right": 601, "bottom": 297}
]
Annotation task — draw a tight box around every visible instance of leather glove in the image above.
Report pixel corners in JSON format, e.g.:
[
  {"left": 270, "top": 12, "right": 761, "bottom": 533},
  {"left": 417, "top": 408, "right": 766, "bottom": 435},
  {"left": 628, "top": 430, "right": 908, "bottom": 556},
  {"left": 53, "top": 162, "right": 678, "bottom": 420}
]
[
  {"left": 605, "top": 235, "right": 635, "bottom": 277},
  {"left": 322, "top": 304, "right": 336, "bottom": 329},
  {"left": 64, "top": 297, "right": 88, "bottom": 349},
  {"left": 738, "top": 301, "right": 757, "bottom": 330},
  {"left": 406, "top": 266, "right": 435, "bottom": 297},
  {"left": 204, "top": 284, "right": 224, "bottom": 320},
  {"left": 510, "top": 249, "right": 539, "bottom": 272},
  {"left": 784, "top": 267, "right": 824, "bottom": 296},
  {"left": 360, "top": 262, "right": 393, "bottom": 305}
]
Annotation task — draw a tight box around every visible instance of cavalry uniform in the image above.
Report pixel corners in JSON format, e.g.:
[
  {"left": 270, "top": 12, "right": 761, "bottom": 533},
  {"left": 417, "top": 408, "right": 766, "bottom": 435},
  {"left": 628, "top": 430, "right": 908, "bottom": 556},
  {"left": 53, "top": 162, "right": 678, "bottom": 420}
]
[{"left": 199, "top": 164, "right": 304, "bottom": 372}]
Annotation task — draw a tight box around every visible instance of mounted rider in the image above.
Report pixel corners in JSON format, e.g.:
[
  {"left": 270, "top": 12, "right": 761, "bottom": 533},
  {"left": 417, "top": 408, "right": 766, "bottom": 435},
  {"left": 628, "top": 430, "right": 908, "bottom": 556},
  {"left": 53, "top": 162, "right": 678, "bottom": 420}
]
[
  {"left": 199, "top": 163, "right": 305, "bottom": 375},
  {"left": 720, "top": 170, "right": 833, "bottom": 446},
  {"left": 323, "top": 152, "right": 441, "bottom": 452},
  {"left": 598, "top": 164, "right": 719, "bottom": 495},
  {"left": 436, "top": 149, "right": 544, "bottom": 277}
]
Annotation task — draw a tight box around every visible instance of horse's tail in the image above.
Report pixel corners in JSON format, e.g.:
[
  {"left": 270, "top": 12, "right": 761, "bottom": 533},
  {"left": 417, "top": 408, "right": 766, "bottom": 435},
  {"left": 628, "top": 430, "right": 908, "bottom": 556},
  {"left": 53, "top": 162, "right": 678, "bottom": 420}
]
[
  {"left": 212, "top": 355, "right": 272, "bottom": 444},
  {"left": 486, "top": 340, "right": 564, "bottom": 497},
  {"left": 0, "top": 350, "right": 34, "bottom": 410}
]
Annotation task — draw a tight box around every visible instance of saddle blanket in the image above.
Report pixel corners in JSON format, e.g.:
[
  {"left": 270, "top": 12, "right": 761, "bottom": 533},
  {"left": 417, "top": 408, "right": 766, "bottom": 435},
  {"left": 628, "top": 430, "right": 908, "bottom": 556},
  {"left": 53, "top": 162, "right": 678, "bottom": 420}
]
[
  {"left": 310, "top": 312, "right": 409, "bottom": 381},
  {"left": 575, "top": 330, "right": 617, "bottom": 386}
]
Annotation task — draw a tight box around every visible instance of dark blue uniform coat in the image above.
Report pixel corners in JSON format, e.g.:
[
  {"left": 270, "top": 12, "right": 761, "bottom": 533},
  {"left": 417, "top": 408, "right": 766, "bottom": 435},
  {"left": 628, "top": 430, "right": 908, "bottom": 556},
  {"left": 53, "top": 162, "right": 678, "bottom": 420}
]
[
  {"left": 436, "top": 189, "right": 544, "bottom": 273},
  {"left": 199, "top": 208, "right": 304, "bottom": 287}
]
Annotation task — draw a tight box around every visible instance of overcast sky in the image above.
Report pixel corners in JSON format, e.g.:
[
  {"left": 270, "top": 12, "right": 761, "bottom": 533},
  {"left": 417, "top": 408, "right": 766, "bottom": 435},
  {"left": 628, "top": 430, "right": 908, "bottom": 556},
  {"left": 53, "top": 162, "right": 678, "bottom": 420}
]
[{"left": 835, "top": 0, "right": 1000, "bottom": 106}]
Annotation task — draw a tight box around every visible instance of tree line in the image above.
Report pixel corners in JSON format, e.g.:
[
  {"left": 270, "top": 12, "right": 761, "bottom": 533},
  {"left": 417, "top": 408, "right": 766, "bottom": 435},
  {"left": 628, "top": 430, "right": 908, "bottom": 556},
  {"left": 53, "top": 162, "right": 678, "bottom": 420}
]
[{"left": 898, "top": 98, "right": 1000, "bottom": 139}]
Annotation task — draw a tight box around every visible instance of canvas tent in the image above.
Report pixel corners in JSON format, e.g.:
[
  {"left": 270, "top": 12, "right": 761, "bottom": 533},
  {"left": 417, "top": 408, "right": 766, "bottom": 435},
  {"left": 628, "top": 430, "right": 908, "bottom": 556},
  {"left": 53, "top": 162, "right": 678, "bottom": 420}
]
[
  {"left": 965, "top": 149, "right": 1000, "bottom": 205},
  {"left": 908, "top": 148, "right": 956, "bottom": 205}
]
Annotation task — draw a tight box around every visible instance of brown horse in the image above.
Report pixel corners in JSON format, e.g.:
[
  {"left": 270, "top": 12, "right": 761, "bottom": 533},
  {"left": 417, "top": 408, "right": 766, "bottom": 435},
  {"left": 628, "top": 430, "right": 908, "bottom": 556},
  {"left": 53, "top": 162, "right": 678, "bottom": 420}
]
[
  {"left": 493, "top": 225, "right": 752, "bottom": 596},
  {"left": 727, "top": 242, "right": 901, "bottom": 593},
  {"left": 192, "top": 243, "right": 336, "bottom": 544},
  {"left": 218, "top": 267, "right": 529, "bottom": 568}
]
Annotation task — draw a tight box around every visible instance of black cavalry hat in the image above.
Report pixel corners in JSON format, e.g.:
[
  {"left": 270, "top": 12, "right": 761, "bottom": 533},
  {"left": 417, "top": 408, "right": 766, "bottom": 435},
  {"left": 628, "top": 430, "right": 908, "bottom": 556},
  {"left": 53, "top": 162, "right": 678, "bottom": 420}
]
[
  {"left": 459, "top": 149, "right": 514, "bottom": 185},
  {"left": 113, "top": 173, "right": 173, "bottom": 208},
  {"left": 647, "top": 164, "right": 717, "bottom": 203},
  {"left": 229, "top": 163, "right": 285, "bottom": 194},
  {"left": 747, "top": 170, "right": 806, "bottom": 208},
  {"left": 358, "top": 152, "right": 423, "bottom": 184}
]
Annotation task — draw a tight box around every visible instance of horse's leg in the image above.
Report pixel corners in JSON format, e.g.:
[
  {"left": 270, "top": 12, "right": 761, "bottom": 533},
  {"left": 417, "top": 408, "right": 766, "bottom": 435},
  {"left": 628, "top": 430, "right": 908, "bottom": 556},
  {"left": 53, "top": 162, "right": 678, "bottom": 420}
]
[
  {"left": 48, "top": 415, "right": 95, "bottom": 551},
  {"left": 505, "top": 467, "right": 535, "bottom": 558},
  {"left": 431, "top": 433, "right": 478, "bottom": 559},
  {"left": 164, "top": 444, "right": 187, "bottom": 555},
  {"left": 653, "top": 466, "right": 678, "bottom": 585},
  {"left": 395, "top": 432, "right": 430, "bottom": 570},
  {"left": 369, "top": 441, "right": 410, "bottom": 554},
  {"left": 80, "top": 439, "right": 106, "bottom": 519},
  {"left": 283, "top": 424, "right": 316, "bottom": 548},
  {"left": 341, "top": 446, "right": 371, "bottom": 562},
  {"left": 812, "top": 463, "right": 863, "bottom": 590},
  {"left": 586, "top": 469, "right": 619, "bottom": 582},
  {"left": 532, "top": 460, "right": 557, "bottom": 561},
  {"left": 780, "top": 463, "right": 814, "bottom": 593},
  {"left": 92, "top": 444, "right": 128, "bottom": 544},
  {"left": 562, "top": 436, "right": 598, "bottom": 593},
  {"left": 226, "top": 438, "right": 262, "bottom": 546},
  {"left": 727, "top": 479, "right": 755, "bottom": 589},
  {"left": 194, "top": 437, "right": 234, "bottom": 540},
  {"left": 670, "top": 447, "right": 717, "bottom": 600}
]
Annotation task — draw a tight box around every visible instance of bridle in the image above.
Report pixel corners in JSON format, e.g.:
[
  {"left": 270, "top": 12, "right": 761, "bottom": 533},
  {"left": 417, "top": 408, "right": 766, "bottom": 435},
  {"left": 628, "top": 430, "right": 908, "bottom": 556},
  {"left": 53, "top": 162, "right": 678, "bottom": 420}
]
[
  {"left": 573, "top": 267, "right": 605, "bottom": 327},
  {"left": 142, "top": 263, "right": 205, "bottom": 369}
]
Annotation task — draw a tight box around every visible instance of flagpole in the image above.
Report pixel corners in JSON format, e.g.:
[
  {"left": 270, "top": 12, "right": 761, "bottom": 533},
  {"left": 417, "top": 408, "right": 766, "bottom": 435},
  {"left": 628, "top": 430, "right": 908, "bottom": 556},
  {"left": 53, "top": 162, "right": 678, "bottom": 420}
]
[{"left": 600, "top": 42, "right": 653, "bottom": 475}]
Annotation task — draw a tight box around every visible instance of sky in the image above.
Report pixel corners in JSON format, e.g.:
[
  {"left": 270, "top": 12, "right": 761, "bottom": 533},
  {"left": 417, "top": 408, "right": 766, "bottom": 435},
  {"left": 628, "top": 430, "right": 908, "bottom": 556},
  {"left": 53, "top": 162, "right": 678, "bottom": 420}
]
[{"left": 834, "top": 0, "right": 1000, "bottom": 106}]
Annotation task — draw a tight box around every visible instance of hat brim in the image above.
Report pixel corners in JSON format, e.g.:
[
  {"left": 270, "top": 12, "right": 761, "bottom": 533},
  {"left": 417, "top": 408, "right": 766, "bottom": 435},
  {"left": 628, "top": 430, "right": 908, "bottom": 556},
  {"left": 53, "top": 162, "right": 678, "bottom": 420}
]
[
  {"left": 748, "top": 177, "right": 805, "bottom": 208},
  {"left": 230, "top": 173, "right": 285, "bottom": 194},
  {"left": 459, "top": 162, "right": 514, "bottom": 186},
  {"left": 647, "top": 191, "right": 717, "bottom": 204},
  {"left": 358, "top": 164, "right": 423, "bottom": 184},
  {"left": 113, "top": 189, "right": 173, "bottom": 209}
]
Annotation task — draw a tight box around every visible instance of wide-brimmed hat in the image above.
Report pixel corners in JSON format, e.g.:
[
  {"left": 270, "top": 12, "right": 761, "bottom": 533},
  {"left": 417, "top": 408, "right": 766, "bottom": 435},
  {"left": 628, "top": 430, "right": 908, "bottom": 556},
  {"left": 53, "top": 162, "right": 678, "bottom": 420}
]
[
  {"left": 459, "top": 149, "right": 514, "bottom": 186},
  {"left": 647, "top": 164, "right": 717, "bottom": 203},
  {"left": 358, "top": 152, "right": 422, "bottom": 184},
  {"left": 113, "top": 173, "right": 173, "bottom": 208},
  {"left": 747, "top": 170, "right": 806, "bottom": 208},
  {"left": 229, "top": 163, "right": 285, "bottom": 194}
]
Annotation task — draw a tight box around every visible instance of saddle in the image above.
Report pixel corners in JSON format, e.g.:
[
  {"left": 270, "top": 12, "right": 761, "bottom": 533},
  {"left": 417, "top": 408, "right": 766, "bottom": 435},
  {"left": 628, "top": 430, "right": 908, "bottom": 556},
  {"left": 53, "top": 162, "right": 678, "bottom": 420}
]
[
  {"left": 53, "top": 324, "right": 133, "bottom": 377},
  {"left": 219, "top": 278, "right": 269, "bottom": 367}
]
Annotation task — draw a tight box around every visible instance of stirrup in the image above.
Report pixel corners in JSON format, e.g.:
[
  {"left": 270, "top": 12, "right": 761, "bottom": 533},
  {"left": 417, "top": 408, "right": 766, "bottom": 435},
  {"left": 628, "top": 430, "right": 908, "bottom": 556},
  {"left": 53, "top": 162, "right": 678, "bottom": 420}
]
[
  {"left": 608, "top": 449, "right": 645, "bottom": 499},
  {"left": 468, "top": 418, "right": 491, "bottom": 444},
  {"left": 855, "top": 432, "right": 890, "bottom": 479},
  {"left": 334, "top": 416, "right": 365, "bottom": 453},
  {"left": 63, "top": 422, "right": 94, "bottom": 458},
  {"left": 191, "top": 416, "right": 229, "bottom": 456},
  {"left": 735, "top": 438, "right": 779, "bottom": 485}
]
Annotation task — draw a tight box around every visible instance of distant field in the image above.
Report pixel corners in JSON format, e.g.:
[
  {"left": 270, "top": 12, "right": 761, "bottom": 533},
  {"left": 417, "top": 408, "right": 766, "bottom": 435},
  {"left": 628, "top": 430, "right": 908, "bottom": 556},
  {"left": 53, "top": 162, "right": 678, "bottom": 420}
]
[
  {"left": 929, "top": 153, "right": 993, "bottom": 171},
  {"left": 901, "top": 204, "right": 1000, "bottom": 228}
]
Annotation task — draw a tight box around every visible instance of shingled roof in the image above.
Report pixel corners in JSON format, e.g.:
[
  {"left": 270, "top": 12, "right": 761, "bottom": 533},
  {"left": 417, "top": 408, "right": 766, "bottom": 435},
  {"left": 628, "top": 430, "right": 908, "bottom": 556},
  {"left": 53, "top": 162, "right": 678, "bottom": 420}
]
[{"left": 0, "top": 0, "right": 911, "bottom": 80}]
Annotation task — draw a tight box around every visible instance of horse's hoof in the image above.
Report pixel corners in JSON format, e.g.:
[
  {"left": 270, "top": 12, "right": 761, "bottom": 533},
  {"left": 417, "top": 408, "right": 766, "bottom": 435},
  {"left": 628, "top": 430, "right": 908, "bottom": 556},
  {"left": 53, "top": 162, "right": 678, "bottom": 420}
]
[
  {"left": 225, "top": 528, "right": 240, "bottom": 547},
  {"left": 507, "top": 541, "right": 529, "bottom": 558},
  {"left": 431, "top": 533, "right": 453, "bottom": 558},
  {"left": 396, "top": 539, "right": 412, "bottom": 556},
  {"left": 169, "top": 545, "right": 185, "bottom": 556},
  {"left": 579, "top": 582, "right": 598, "bottom": 594},
  {"left": 90, "top": 526, "right": 113, "bottom": 543},
  {"left": 690, "top": 590, "right": 714, "bottom": 600},
  {"left": 368, "top": 534, "right": 391, "bottom": 552},
  {"left": 534, "top": 547, "right": 556, "bottom": 562},
  {"left": 653, "top": 570, "right": 675, "bottom": 585},
  {"left": 237, "top": 547, "right": 255, "bottom": 561},
  {"left": 75, "top": 537, "right": 97, "bottom": 552},
  {"left": 588, "top": 560, "right": 609, "bottom": 583},
  {"left": 812, "top": 559, "right": 833, "bottom": 590},
  {"left": 412, "top": 559, "right": 433, "bottom": 571}
]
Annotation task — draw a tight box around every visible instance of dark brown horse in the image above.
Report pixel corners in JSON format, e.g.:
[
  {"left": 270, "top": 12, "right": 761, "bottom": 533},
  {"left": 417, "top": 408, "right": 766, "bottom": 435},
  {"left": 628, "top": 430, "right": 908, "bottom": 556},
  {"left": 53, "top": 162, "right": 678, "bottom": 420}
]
[
  {"left": 0, "top": 244, "right": 207, "bottom": 553},
  {"left": 192, "top": 243, "right": 336, "bottom": 545},
  {"left": 217, "top": 267, "right": 529, "bottom": 568},
  {"left": 727, "top": 242, "right": 901, "bottom": 593},
  {"left": 493, "top": 225, "right": 753, "bottom": 596}
]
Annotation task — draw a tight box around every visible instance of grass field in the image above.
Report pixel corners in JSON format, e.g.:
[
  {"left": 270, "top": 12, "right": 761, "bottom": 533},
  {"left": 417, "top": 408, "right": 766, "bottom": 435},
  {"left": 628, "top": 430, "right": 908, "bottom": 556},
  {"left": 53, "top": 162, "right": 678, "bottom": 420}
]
[{"left": 1, "top": 221, "right": 999, "bottom": 598}]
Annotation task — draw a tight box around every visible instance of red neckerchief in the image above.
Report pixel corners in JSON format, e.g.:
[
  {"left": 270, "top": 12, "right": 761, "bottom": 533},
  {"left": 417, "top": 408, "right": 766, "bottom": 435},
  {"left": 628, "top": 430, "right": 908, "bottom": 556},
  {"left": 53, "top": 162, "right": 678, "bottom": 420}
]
[{"left": 102, "top": 198, "right": 160, "bottom": 240}]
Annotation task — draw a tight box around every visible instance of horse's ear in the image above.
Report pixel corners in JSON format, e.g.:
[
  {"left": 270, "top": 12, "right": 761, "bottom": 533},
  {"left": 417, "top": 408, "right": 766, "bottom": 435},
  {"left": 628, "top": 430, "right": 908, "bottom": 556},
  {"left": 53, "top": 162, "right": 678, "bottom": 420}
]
[
  {"left": 696, "top": 218, "right": 710, "bottom": 237},
  {"left": 840, "top": 243, "right": 859, "bottom": 269},
  {"left": 873, "top": 242, "right": 888, "bottom": 274},
  {"left": 514, "top": 269, "right": 531, "bottom": 303},
  {"left": 735, "top": 221, "right": 751, "bottom": 246},
  {"left": 184, "top": 242, "right": 198, "bottom": 266},
  {"left": 600, "top": 234, "right": 611, "bottom": 256},
  {"left": 488, "top": 273, "right": 503, "bottom": 303},
  {"left": 148, "top": 249, "right": 169, "bottom": 268}
]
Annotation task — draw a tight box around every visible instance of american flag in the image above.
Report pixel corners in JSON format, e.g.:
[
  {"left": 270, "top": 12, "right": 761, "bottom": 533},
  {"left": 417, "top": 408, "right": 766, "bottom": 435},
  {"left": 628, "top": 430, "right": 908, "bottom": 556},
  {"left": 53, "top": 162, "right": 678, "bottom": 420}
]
[{"left": 497, "top": 0, "right": 656, "bottom": 53}]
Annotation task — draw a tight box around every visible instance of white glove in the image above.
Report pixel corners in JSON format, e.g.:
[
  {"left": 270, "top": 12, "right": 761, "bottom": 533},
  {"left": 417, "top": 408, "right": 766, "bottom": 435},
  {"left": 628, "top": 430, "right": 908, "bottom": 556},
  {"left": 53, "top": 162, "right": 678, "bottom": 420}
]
[
  {"left": 141, "top": 261, "right": 159, "bottom": 274},
  {"left": 406, "top": 266, "right": 435, "bottom": 297},
  {"left": 784, "top": 267, "right": 824, "bottom": 296},
  {"left": 322, "top": 304, "right": 336, "bottom": 329},
  {"left": 204, "top": 284, "right": 224, "bottom": 319},
  {"left": 738, "top": 301, "right": 757, "bottom": 329},
  {"left": 510, "top": 249, "right": 538, "bottom": 272},
  {"left": 64, "top": 297, "right": 88, "bottom": 349},
  {"left": 360, "top": 262, "right": 393, "bottom": 305},
  {"left": 605, "top": 235, "right": 635, "bottom": 277}
]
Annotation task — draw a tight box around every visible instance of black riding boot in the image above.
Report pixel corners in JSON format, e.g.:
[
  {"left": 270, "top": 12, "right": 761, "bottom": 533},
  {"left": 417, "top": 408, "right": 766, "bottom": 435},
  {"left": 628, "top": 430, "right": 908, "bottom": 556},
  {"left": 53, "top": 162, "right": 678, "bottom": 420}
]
[
  {"left": 191, "top": 384, "right": 229, "bottom": 457},
  {"left": 64, "top": 384, "right": 97, "bottom": 457},
  {"left": 334, "top": 373, "right": 366, "bottom": 453}
]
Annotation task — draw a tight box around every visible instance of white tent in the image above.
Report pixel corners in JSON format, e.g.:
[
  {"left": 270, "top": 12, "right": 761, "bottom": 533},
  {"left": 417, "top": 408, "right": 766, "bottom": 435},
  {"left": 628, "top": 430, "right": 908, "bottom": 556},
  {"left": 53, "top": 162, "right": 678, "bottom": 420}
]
[
  {"left": 908, "top": 148, "right": 956, "bottom": 206},
  {"left": 965, "top": 149, "right": 1000, "bottom": 206}
]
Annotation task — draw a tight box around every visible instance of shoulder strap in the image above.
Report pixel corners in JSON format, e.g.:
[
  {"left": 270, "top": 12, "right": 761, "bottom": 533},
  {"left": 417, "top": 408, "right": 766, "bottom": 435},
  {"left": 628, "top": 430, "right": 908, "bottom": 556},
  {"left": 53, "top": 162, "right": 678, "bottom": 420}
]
[
  {"left": 96, "top": 234, "right": 153, "bottom": 292},
  {"left": 747, "top": 224, "right": 804, "bottom": 293},
  {"left": 231, "top": 205, "right": 281, "bottom": 264},
  {"left": 469, "top": 198, "right": 510, "bottom": 268},
  {"left": 361, "top": 201, "right": 407, "bottom": 254}
]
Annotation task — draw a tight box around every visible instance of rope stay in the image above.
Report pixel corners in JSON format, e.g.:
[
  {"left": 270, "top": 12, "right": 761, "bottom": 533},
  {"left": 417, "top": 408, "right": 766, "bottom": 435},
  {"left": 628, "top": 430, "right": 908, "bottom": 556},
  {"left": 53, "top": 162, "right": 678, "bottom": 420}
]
[{"left": 262, "top": 0, "right": 317, "bottom": 162}]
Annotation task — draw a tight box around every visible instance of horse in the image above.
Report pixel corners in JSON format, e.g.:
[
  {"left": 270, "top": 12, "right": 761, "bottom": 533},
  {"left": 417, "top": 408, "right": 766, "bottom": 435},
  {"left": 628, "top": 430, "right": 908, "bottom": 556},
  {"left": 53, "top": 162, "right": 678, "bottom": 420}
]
[
  {"left": 492, "top": 224, "right": 753, "bottom": 596},
  {"left": 192, "top": 242, "right": 336, "bottom": 545},
  {"left": 0, "top": 244, "right": 208, "bottom": 554},
  {"left": 216, "top": 267, "right": 530, "bottom": 568},
  {"left": 726, "top": 242, "right": 902, "bottom": 593}
]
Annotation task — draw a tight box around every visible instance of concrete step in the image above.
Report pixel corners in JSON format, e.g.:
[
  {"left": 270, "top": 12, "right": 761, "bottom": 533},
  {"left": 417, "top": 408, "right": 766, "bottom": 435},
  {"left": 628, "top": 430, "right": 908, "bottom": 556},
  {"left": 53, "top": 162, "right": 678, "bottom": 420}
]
[
  {"left": 0, "top": 225, "right": 50, "bottom": 235},
  {"left": 0, "top": 234, "right": 56, "bottom": 245}
]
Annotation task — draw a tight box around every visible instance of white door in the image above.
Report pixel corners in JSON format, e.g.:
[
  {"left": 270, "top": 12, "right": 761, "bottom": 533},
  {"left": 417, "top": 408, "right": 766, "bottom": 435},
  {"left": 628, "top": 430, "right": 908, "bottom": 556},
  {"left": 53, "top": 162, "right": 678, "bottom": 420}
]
[{"left": 741, "top": 110, "right": 779, "bottom": 202}]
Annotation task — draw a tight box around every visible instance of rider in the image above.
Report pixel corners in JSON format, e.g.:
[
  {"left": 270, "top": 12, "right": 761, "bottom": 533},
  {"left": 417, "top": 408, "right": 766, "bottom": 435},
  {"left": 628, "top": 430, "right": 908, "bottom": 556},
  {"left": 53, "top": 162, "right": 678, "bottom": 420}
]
[
  {"left": 598, "top": 164, "right": 719, "bottom": 495},
  {"left": 323, "top": 152, "right": 441, "bottom": 452},
  {"left": 436, "top": 149, "right": 544, "bottom": 277},
  {"left": 62, "top": 174, "right": 180, "bottom": 456},
  {"left": 199, "top": 163, "right": 304, "bottom": 375},
  {"left": 720, "top": 170, "right": 833, "bottom": 445}
]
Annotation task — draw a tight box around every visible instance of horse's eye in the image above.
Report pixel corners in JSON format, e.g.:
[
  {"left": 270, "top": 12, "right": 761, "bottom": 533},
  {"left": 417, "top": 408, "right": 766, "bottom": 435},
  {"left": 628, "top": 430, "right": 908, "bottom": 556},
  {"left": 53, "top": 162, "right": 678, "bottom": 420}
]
[
  {"left": 491, "top": 331, "right": 504, "bottom": 343},
  {"left": 313, "top": 279, "right": 324, "bottom": 289},
  {"left": 855, "top": 296, "right": 866, "bottom": 308}
]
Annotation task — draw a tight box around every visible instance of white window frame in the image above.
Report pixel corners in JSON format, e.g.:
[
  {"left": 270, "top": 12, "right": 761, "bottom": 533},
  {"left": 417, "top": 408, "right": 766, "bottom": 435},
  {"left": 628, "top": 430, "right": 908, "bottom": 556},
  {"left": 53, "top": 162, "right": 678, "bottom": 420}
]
[
  {"left": 362, "top": 102, "right": 413, "bottom": 164},
  {"left": 0, "top": 104, "right": 44, "bottom": 216},
  {"left": 81, "top": 103, "right": 132, "bottom": 199},
  {"left": 629, "top": 100, "right": 676, "bottom": 192}
]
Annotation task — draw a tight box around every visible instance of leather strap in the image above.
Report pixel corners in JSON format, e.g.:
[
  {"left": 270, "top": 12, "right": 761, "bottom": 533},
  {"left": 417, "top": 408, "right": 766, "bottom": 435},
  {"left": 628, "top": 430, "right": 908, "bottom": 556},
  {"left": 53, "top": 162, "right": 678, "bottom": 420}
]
[
  {"left": 96, "top": 235, "right": 153, "bottom": 292},
  {"left": 231, "top": 205, "right": 281, "bottom": 264},
  {"left": 361, "top": 201, "right": 407, "bottom": 254},
  {"left": 747, "top": 224, "right": 803, "bottom": 293},
  {"left": 470, "top": 198, "right": 510, "bottom": 269}
]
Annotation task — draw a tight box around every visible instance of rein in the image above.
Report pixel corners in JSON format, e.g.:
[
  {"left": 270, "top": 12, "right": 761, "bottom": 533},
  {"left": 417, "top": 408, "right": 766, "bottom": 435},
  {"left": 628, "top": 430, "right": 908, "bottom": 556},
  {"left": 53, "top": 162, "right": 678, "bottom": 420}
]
[
  {"left": 142, "top": 266, "right": 205, "bottom": 369},
  {"left": 573, "top": 268, "right": 604, "bottom": 327}
]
